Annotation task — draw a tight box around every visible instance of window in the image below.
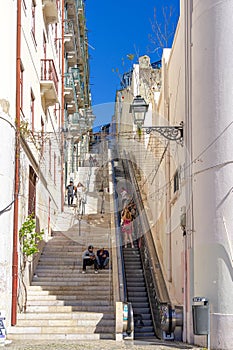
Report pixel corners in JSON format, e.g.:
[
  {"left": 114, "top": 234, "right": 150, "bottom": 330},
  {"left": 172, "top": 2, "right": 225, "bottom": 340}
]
[
  {"left": 54, "top": 103, "right": 60, "bottom": 124},
  {"left": 43, "top": 32, "right": 47, "bottom": 59},
  {"left": 28, "top": 166, "right": 37, "bottom": 216},
  {"left": 54, "top": 153, "right": 57, "bottom": 185},
  {"left": 41, "top": 117, "right": 44, "bottom": 155},
  {"left": 20, "top": 63, "right": 24, "bottom": 112},
  {"left": 31, "top": 0, "right": 36, "bottom": 42},
  {"left": 30, "top": 89, "right": 35, "bottom": 134},
  {"left": 49, "top": 140, "right": 52, "bottom": 174},
  {"left": 173, "top": 169, "right": 180, "bottom": 193}
]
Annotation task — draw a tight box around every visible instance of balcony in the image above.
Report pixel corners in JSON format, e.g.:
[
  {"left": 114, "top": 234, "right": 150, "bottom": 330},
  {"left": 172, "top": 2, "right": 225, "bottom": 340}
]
[
  {"left": 40, "top": 59, "right": 59, "bottom": 108},
  {"left": 67, "top": 51, "right": 77, "bottom": 68},
  {"left": 66, "top": 101, "right": 77, "bottom": 115},
  {"left": 68, "top": 112, "right": 87, "bottom": 140},
  {"left": 77, "top": 94, "right": 84, "bottom": 108},
  {"left": 71, "top": 68, "right": 81, "bottom": 94},
  {"left": 78, "top": 7, "right": 85, "bottom": 37},
  {"left": 42, "top": 0, "right": 59, "bottom": 24},
  {"left": 64, "top": 74, "right": 74, "bottom": 102},
  {"left": 64, "top": 73, "right": 75, "bottom": 102},
  {"left": 66, "top": 1, "right": 78, "bottom": 22},
  {"left": 64, "top": 20, "right": 78, "bottom": 53}
]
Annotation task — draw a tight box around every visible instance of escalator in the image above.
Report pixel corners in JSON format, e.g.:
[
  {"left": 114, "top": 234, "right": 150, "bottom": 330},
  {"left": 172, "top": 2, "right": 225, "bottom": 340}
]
[
  {"left": 112, "top": 156, "right": 183, "bottom": 341},
  {"left": 123, "top": 242, "right": 155, "bottom": 339}
]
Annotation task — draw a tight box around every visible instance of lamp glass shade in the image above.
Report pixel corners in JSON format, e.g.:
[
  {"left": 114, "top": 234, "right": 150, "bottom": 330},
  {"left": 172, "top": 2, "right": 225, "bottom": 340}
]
[{"left": 130, "top": 95, "right": 148, "bottom": 126}]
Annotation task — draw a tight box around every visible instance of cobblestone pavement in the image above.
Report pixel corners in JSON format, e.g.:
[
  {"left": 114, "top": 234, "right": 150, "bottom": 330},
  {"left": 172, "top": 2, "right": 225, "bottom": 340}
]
[{"left": 4, "top": 339, "right": 203, "bottom": 350}]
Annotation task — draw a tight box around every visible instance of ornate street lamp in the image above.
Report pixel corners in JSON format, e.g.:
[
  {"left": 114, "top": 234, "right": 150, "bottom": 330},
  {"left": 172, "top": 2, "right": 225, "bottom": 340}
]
[
  {"left": 129, "top": 95, "right": 149, "bottom": 126},
  {"left": 130, "top": 95, "right": 183, "bottom": 145}
]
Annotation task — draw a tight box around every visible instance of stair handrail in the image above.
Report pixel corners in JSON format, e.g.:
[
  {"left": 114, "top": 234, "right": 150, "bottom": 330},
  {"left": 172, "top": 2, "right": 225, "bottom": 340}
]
[{"left": 111, "top": 159, "right": 128, "bottom": 302}]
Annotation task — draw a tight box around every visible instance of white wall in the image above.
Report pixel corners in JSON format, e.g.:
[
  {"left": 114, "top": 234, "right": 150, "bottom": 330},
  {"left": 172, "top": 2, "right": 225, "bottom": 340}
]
[
  {"left": 0, "top": 0, "right": 17, "bottom": 326},
  {"left": 0, "top": 0, "right": 62, "bottom": 327},
  {"left": 192, "top": 0, "right": 233, "bottom": 348}
]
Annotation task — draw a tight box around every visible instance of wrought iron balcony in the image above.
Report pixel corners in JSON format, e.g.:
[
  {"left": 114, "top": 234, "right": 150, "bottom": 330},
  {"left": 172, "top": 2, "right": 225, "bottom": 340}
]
[
  {"left": 67, "top": 51, "right": 78, "bottom": 68},
  {"left": 78, "top": 11, "right": 85, "bottom": 37},
  {"left": 64, "top": 73, "right": 75, "bottom": 102},
  {"left": 66, "top": 1, "right": 78, "bottom": 23},
  {"left": 64, "top": 20, "right": 78, "bottom": 53},
  {"left": 78, "top": 0, "right": 85, "bottom": 37},
  {"left": 64, "top": 72, "right": 80, "bottom": 104},
  {"left": 64, "top": 70, "right": 80, "bottom": 114},
  {"left": 42, "top": 0, "right": 59, "bottom": 24},
  {"left": 40, "top": 59, "right": 59, "bottom": 107},
  {"left": 71, "top": 67, "right": 81, "bottom": 94}
]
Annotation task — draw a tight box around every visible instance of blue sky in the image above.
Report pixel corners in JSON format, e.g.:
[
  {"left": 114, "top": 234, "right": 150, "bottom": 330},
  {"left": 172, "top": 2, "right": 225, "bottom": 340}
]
[{"left": 85, "top": 0, "right": 180, "bottom": 127}]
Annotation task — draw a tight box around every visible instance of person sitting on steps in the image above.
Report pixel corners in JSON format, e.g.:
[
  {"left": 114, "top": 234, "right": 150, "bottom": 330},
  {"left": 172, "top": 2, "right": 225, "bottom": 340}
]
[
  {"left": 82, "top": 245, "right": 99, "bottom": 274},
  {"left": 96, "top": 248, "right": 109, "bottom": 269}
]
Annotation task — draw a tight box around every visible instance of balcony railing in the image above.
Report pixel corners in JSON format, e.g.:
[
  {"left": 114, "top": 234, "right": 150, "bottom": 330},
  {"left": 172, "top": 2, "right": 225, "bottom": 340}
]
[
  {"left": 64, "top": 20, "right": 78, "bottom": 54},
  {"left": 78, "top": 7, "right": 85, "bottom": 37},
  {"left": 64, "top": 19, "right": 74, "bottom": 35},
  {"left": 41, "top": 59, "right": 58, "bottom": 93},
  {"left": 40, "top": 59, "right": 59, "bottom": 107}
]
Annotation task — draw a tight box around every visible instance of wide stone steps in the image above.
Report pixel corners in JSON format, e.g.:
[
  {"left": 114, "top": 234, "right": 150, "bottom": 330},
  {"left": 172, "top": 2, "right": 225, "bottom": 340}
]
[
  {"left": 9, "top": 325, "right": 114, "bottom": 334},
  {"left": 30, "top": 319, "right": 114, "bottom": 327},
  {"left": 31, "top": 281, "right": 111, "bottom": 287},
  {"left": 7, "top": 332, "right": 113, "bottom": 341},
  {"left": 31, "top": 275, "right": 111, "bottom": 281},
  {"left": 27, "top": 300, "right": 112, "bottom": 307},
  {"left": 48, "top": 235, "right": 110, "bottom": 241},
  {"left": 7, "top": 225, "right": 115, "bottom": 341},
  {"left": 27, "top": 285, "right": 111, "bottom": 292},
  {"left": 17, "top": 311, "right": 114, "bottom": 320},
  {"left": 27, "top": 294, "right": 112, "bottom": 301},
  {"left": 34, "top": 269, "right": 111, "bottom": 275}
]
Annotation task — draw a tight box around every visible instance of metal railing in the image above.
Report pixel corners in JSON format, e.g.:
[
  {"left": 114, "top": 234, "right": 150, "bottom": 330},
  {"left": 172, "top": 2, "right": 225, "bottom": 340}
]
[
  {"left": 111, "top": 158, "right": 134, "bottom": 338},
  {"left": 40, "top": 59, "right": 58, "bottom": 94},
  {"left": 111, "top": 159, "right": 127, "bottom": 302}
]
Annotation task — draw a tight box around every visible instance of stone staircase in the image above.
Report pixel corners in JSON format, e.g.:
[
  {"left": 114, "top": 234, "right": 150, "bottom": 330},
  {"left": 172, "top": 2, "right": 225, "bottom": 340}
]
[{"left": 8, "top": 217, "right": 115, "bottom": 340}]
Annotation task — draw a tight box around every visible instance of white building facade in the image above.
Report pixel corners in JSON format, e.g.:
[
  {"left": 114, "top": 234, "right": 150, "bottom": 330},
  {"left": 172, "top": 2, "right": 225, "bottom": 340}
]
[
  {"left": 0, "top": 0, "right": 92, "bottom": 330},
  {"left": 189, "top": 0, "right": 233, "bottom": 348},
  {"left": 0, "top": 0, "right": 63, "bottom": 328},
  {"left": 115, "top": 0, "right": 233, "bottom": 348}
]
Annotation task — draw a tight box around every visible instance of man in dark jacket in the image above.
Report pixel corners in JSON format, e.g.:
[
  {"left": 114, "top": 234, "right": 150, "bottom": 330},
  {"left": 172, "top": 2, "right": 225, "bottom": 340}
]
[
  {"left": 82, "top": 245, "right": 99, "bottom": 273},
  {"left": 66, "top": 180, "right": 75, "bottom": 206},
  {"left": 96, "top": 248, "right": 109, "bottom": 269}
]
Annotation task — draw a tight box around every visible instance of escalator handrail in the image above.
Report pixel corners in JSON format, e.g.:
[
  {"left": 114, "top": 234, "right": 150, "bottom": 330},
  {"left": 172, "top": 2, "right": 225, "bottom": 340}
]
[
  {"left": 111, "top": 159, "right": 127, "bottom": 302},
  {"left": 121, "top": 153, "right": 172, "bottom": 339}
]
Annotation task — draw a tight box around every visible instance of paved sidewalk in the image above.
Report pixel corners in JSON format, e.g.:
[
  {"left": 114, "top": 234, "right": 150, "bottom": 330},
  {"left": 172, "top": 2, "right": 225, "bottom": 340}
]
[{"left": 4, "top": 339, "right": 203, "bottom": 350}]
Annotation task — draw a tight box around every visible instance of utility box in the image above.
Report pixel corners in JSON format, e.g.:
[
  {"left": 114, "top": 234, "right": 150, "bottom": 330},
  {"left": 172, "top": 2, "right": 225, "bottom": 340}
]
[{"left": 192, "top": 297, "right": 210, "bottom": 335}]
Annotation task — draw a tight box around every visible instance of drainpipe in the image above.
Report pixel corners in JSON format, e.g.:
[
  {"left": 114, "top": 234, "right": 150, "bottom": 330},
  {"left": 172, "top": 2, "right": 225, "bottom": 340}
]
[
  {"left": 11, "top": 0, "right": 22, "bottom": 326},
  {"left": 61, "top": 0, "right": 64, "bottom": 211},
  {"left": 183, "top": 0, "right": 193, "bottom": 343},
  {"left": 165, "top": 100, "right": 172, "bottom": 282},
  {"left": 166, "top": 151, "right": 172, "bottom": 282}
]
